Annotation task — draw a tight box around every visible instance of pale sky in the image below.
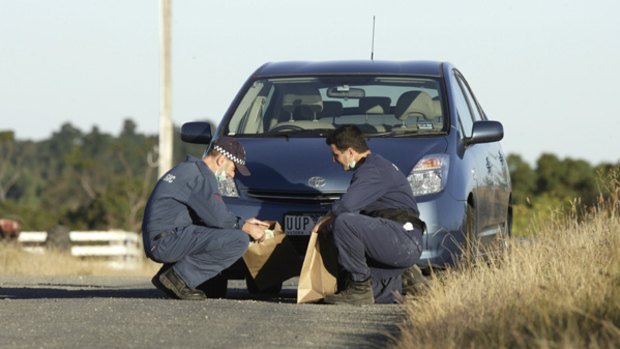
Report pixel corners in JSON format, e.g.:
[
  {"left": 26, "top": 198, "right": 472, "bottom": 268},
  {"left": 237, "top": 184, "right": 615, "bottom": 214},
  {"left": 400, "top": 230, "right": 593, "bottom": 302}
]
[{"left": 1, "top": 0, "right": 619, "bottom": 165}]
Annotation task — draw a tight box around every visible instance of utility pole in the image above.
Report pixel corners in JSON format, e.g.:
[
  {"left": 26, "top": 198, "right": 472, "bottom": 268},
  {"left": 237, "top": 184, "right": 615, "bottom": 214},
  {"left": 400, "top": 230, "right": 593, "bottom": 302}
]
[{"left": 158, "top": 0, "right": 173, "bottom": 178}]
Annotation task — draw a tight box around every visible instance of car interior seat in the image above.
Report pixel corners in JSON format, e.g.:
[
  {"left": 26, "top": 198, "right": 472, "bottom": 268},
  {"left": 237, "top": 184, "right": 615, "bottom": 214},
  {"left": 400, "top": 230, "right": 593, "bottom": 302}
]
[
  {"left": 358, "top": 97, "right": 391, "bottom": 114},
  {"left": 281, "top": 86, "right": 324, "bottom": 122},
  {"left": 270, "top": 85, "right": 334, "bottom": 131},
  {"left": 395, "top": 91, "right": 435, "bottom": 129},
  {"left": 319, "top": 101, "right": 343, "bottom": 124},
  {"left": 430, "top": 98, "right": 444, "bottom": 130},
  {"left": 358, "top": 97, "right": 391, "bottom": 132}
]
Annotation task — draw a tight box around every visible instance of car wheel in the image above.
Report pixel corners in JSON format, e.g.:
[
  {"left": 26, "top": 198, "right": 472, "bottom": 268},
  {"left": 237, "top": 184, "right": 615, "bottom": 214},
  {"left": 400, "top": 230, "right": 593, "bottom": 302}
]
[
  {"left": 245, "top": 277, "right": 283, "bottom": 295},
  {"left": 461, "top": 203, "right": 479, "bottom": 267},
  {"left": 497, "top": 206, "right": 513, "bottom": 258},
  {"left": 506, "top": 205, "right": 513, "bottom": 238},
  {"left": 196, "top": 275, "right": 228, "bottom": 298}
]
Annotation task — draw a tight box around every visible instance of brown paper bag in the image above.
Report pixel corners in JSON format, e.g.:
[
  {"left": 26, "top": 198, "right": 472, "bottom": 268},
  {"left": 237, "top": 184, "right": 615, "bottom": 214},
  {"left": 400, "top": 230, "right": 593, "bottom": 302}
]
[
  {"left": 296, "top": 231, "right": 339, "bottom": 304},
  {"left": 242, "top": 222, "right": 301, "bottom": 291}
]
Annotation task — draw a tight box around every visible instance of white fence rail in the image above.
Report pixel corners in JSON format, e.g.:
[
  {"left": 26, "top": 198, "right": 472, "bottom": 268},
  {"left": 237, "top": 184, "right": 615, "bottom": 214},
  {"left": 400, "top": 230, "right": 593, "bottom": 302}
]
[
  {"left": 17, "top": 231, "right": 48, "bottom": 254},
  {"left": 18, "top": 230, "right": 144, "bottom": 269}
]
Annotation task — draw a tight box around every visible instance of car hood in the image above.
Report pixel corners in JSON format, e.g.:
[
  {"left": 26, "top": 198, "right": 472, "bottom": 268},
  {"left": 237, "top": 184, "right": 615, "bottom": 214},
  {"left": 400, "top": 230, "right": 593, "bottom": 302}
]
[{"left": 235, "top": 137, "right": 448, "bottom": 193}]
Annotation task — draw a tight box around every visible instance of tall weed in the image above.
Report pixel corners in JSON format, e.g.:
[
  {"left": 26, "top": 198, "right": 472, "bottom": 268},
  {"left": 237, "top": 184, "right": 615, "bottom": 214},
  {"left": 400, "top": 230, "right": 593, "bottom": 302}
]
[
  {"left": 0, "top": 242, "right": 158, "bottom": 276},
  {"left": 395, "top": 181, "right": 620, "bottom": 348}
]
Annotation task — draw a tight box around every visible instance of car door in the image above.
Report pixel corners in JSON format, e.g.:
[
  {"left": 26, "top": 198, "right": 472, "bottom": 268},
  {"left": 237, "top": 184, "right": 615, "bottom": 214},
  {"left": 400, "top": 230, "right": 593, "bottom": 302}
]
[
  {"left": 449, "top": 70, "right": 488, "bottom": 240},
  {"left": 455, "top": 71, "right": 508, "bottom": 242}
]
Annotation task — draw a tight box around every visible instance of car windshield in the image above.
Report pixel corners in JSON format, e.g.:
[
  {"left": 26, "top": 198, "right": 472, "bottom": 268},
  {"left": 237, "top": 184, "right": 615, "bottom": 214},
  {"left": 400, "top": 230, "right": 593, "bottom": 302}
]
[{"left": 225, "top": 76, "right": 445, "bottom": 137}]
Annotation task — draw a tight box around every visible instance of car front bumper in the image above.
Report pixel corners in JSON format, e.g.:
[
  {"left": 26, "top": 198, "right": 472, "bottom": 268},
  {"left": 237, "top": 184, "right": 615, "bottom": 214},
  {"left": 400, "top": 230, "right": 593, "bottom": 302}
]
[{"left": 223, "top": 189, "right": 469, "bottom": 271}]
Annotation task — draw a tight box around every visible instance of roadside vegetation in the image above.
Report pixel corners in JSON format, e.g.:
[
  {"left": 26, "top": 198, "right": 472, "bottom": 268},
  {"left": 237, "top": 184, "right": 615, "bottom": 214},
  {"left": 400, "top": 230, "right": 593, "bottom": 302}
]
[
  {"left": 0, "top": 121, "right": 206, "bottom": 233},
  {"left": 0, "top": 242, "right": 158, "bottom": 276},
  {"left": 395, "top": 168, "right": 620, "bottom": 349}
]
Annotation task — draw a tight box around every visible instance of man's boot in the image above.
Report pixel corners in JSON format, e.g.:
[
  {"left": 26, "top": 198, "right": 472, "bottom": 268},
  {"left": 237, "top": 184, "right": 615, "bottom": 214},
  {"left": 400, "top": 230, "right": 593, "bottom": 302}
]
[
  {"left": 323, "top": 277, "right": 374, "bottom": 305},
  {"left": 402, "top": 264, "right": 431, "bottom": 297},
  {"left": 151, "top": 264, "right": 176, "bottom": 299},
  {"left": 156, "top": 266, "right": 206, "bottom": 300}
]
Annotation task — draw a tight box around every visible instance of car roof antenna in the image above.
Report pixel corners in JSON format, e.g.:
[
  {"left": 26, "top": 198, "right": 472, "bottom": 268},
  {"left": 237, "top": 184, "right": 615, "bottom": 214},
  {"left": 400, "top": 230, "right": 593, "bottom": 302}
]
[{"left": 370, "top": 16, "right": 376, "bottom": 61}]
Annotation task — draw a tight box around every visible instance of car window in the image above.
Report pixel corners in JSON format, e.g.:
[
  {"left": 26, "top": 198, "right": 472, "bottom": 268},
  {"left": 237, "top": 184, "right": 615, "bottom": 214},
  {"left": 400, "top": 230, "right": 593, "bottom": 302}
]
[
  {"left": 456, "top": 73, "right": 484, "bottom": 122},
  {"left": 225, "top": 76, "right": 446, "bottom": 137},
  {"left": 452, "top": 73, "right": 474, "bottom": 138}
]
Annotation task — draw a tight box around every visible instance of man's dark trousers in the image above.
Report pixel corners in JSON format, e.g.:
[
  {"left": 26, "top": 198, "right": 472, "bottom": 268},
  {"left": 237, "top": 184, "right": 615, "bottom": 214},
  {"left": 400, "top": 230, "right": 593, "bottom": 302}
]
[
  {"left": 332, "top": 212, "right": 423, "bottom": 303},
  {"left": 148, "top": 225, "right": 249, "bottom": 288}
]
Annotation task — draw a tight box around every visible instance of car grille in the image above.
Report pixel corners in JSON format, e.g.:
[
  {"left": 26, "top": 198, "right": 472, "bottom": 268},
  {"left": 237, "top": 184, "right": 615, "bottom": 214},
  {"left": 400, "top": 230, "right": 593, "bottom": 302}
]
[{"left": 247, "top": 191, "right": 342, "bottom": 205}]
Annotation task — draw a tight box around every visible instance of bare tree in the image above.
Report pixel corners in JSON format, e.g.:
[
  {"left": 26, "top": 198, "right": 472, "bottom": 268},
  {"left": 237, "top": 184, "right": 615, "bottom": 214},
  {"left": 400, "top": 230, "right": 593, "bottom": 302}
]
[
  {"left": 0, "top": 132, "right": 21, "bottom": 202},
  {"left": 117, "top": 144, "right": 158, "bottom": 232}
]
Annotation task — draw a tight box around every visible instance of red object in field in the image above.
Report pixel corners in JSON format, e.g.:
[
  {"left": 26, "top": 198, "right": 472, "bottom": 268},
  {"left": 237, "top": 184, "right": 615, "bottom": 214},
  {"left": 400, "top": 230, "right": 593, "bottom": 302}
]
[{"left": 0, "top": 219, "right": 21, "bottom": 238}]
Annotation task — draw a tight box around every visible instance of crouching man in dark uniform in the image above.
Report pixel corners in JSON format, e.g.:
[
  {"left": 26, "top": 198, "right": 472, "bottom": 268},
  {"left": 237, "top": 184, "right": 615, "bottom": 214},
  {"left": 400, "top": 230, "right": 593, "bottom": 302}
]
[
  {"left": 142, "top": 137, "right": 270, "bottom": 300},
  {"left": 312, "top": 125, "right": 425, "bottom": 304}
]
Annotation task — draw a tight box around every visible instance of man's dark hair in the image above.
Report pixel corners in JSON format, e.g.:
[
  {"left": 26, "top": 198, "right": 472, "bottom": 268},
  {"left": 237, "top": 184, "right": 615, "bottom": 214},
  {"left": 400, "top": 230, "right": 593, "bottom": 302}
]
[{"left": 325, "top": 125, "right": 369, "bottom": 152}]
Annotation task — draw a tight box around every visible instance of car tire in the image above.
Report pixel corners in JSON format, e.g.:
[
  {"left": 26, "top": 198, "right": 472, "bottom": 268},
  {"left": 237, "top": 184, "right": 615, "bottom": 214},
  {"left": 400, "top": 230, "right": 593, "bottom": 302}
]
[
  {"left": 497, "top": 206, "right": 513, "bottom": 258},
  {"left": 506, "top": 205, "right": 513, "bottom": 238},
  {"left": 462, "top": 203, "right": 479, "bottom": 267},
  {"left": 196, "top": 275, "right": 228, "bottom": 298},
  {"left": 245, "top": 277, "right": 282, "bottom": 295}
]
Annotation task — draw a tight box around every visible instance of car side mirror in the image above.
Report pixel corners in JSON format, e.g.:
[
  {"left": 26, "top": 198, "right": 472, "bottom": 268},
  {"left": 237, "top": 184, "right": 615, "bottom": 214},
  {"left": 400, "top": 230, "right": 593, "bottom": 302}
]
[
  {"left": 465, "top": 120, "right": 504, "bottom": 145},
  {"left": 181, "top": 121, "right": 212, "bottom": 144}
]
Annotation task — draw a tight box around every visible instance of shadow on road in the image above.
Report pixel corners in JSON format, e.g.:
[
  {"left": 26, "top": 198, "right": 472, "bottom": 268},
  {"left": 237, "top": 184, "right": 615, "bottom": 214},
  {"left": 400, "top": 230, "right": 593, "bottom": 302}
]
[{"left": 0, "top": 285, "right": 298, "bottom": 302}]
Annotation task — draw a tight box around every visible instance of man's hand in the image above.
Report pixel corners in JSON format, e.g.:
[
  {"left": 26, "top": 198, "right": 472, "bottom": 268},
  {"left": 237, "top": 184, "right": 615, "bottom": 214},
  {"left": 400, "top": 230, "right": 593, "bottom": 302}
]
[
  {"left": 242, "top": 218, "right": 270, "bottom": 242},
  {"left": 311, "top": 212, "right": 334, "bottom": 234},
  {"left": 245, "top": 218, "right": 270, "bottom": 228}
]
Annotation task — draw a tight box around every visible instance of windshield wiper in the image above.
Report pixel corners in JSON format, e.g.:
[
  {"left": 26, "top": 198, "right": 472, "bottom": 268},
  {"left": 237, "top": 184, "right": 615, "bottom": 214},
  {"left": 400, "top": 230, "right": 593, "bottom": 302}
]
[
  {"left": 371, "top": 129, "right": 439, "bottom": 138},
  {"left": 265, "top": 128, "right": 333, "bottom": 137}
]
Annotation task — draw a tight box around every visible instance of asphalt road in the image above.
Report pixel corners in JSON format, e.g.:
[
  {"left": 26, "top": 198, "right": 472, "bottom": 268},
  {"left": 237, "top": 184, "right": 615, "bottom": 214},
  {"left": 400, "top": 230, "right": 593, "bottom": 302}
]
[{"left": 0, "top": 276, "right": 405, "bottom": 349}]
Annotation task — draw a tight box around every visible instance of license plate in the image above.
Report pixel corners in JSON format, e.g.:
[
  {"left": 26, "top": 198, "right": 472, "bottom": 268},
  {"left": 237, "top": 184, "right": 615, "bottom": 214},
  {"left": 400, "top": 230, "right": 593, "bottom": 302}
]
[{"left": 284, "top": 214, "right": 323, "bottom": 236}]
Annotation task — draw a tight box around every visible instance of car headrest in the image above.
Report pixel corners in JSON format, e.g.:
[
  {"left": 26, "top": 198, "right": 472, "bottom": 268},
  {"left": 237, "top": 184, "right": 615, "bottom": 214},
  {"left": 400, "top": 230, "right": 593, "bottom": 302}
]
[
  {"left": 281, "top": 86, "right": 323, "bottom": 114},
  {"left": 359, "top": 97, "right": 391, "bottom": 114},
  {"left": 320, "top": 101, "right": 343, "bottom": 118},
  {"left": 395, "top": 91, "right": 434, "bottom": 121}
]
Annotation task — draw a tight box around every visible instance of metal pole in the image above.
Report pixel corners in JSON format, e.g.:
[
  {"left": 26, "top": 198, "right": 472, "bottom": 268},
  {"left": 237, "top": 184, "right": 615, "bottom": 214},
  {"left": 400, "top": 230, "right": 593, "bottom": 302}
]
[
  {"left": 370, "top": 16, "right": 375, "bottom": 61},
  {"left": 158, "top": 0, "right": 173, "bottom": 178}
]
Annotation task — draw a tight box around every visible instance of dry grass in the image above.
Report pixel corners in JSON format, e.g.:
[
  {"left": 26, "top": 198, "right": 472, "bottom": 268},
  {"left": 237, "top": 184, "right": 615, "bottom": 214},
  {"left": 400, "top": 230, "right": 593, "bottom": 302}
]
[
  {"left": 394, "top": 203, "right": 620, "bottom": 348},
  {"left": 0, "top": 242, "right": 159, "bottom": 277}
]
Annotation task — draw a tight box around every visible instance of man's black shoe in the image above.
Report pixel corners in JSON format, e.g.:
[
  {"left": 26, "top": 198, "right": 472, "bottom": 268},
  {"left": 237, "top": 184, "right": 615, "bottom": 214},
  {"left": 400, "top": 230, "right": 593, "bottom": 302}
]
[
  {"left": 324, "top": 277, "right": 374, "bottom": 305},
  {"left": 156, "top": 266, "right": 206, "bottom": 300},
  {"left": 151, "top": 264, "right": 177, "bottom": 299},
  {"left": 402, "top": 264, "right": 431, "bottom": 297}
]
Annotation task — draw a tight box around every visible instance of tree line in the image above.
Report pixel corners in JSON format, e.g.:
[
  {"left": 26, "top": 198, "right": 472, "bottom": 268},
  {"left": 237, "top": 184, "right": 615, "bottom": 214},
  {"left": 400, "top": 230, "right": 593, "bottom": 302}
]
[
  {"left": 0, "top": 119, "right": 205, "bottom": 234},
  {"left": 509, "top": 153, "right": 619, "bottom": 234},
  {"left": 0, "top": 119, "right": 618, "bottom": 236}
]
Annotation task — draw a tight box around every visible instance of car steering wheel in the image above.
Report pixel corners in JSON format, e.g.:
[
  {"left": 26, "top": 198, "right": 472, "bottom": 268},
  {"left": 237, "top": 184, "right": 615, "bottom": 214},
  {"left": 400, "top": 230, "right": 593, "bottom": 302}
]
[{"left": 268, "top": 124, "right": 305, "bottom": 133}]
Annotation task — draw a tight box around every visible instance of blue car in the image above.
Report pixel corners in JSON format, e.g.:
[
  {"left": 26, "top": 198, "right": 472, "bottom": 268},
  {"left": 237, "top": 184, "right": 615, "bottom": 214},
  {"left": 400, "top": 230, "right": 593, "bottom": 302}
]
[{"left": 182, "top": 60, "right": 512, "bottom": 292}]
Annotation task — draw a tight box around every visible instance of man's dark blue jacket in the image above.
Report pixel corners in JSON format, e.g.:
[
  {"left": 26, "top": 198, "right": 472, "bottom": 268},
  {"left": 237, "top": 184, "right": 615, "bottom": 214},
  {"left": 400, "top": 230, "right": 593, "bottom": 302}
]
[{"left": 142, "top": 156, "right": 243, "bottom": 239}]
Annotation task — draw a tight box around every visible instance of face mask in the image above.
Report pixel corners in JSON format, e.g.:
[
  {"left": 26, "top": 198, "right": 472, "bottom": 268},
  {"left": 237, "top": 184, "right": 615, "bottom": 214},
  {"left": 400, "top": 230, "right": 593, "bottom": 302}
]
[
  {"left": 346, "top": 154, "right": 356, "bottom": 171},
  {"left": 215, "top": 163, "right": 228, "bottom": 182}
]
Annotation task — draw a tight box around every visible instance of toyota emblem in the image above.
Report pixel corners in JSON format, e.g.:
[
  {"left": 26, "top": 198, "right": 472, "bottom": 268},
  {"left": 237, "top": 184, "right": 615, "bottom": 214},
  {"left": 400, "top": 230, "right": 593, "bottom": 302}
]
[{"left": 307, "top": 176, "right": 327, "bottom": 189}]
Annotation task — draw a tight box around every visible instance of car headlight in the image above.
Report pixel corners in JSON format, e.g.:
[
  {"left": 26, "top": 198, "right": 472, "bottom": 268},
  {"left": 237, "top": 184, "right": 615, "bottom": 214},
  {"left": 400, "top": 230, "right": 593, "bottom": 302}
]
[
  {"left": 218, "top": 177, "right": 240, "bottom": 198},
  {"left": 407, "top": 154, "right": 450, "bottom": 196}
]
